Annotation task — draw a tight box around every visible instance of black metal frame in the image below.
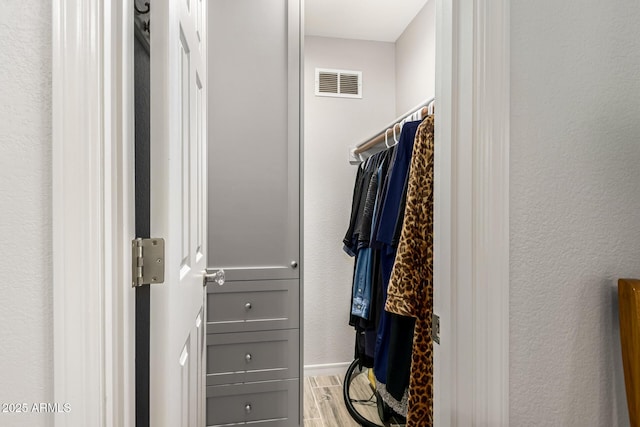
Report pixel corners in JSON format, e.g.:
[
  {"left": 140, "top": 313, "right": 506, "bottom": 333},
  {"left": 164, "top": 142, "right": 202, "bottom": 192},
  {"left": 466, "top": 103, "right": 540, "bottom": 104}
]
[
  {"left": 134, "top": 20, "right": 151, "bottom": 427},
  {"left": 342, "top": 359, "right": 387, "bottom": 427},
  {"left": 135, "top": 1, "right": 150, "bottom": 15}
]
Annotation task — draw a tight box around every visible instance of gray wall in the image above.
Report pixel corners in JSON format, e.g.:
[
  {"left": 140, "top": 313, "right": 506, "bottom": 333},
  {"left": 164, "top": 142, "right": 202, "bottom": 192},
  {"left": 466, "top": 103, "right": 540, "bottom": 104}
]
[
  {"left": 394, "top": 0, "right": 435, "bottom": 115},
  {"left": 303, "top": 36, "right": 396, "bottom": 370},
  {"left": 510, "top": 0, "right": 640, "bottom": 424},
  {"left": 0, "top": 1, "right": 53, "bottom": 426}
]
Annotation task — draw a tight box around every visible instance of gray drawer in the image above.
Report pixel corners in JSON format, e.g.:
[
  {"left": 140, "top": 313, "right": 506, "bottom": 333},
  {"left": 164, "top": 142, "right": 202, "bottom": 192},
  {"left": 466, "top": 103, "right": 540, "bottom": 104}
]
[
  {"left": 206, "top": 379, "right": 299, "bottom": 427},
  {"left": 207, "top": 279, "right": 299, "bottom": 333},
  {"left": 207, "top": 329, "right": 299, "bottom": 386}
]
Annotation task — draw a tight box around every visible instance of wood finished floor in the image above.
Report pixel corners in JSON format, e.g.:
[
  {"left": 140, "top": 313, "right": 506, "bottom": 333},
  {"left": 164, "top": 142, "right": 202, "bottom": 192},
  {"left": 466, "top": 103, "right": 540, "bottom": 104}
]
[{"left": 304, "top": 375, "right": 405, "bottom": 427}]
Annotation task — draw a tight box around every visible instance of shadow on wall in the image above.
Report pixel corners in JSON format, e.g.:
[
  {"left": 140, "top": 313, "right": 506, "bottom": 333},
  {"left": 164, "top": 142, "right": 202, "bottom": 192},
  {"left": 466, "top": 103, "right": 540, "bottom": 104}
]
[{"left": 564, "top": 279, "right": 629, "bottom": 426}]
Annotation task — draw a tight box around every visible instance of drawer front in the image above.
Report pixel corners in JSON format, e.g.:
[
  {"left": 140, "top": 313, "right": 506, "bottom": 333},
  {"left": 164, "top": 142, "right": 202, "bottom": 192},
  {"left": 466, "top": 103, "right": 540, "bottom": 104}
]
[
  {"left": 206, "top": 379, "right": 299, "bottom": 427},
  {"left": 207, "top": 329, "right": 299, "bottom": 386},
  {"left": 207, "top": 279, "right": 299, "bottom": 333}
]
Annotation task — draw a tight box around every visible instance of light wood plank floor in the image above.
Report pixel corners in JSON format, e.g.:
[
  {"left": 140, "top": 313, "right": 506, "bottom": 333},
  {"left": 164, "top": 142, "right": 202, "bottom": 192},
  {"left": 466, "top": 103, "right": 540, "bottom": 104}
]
[{"left": 304, "top": 374, "right": 405, "bottom": 427}]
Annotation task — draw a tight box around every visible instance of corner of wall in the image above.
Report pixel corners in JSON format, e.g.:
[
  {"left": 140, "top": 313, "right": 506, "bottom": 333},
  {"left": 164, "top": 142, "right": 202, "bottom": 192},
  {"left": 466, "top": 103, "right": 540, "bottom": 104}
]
[{"left": 393, "top": 0, "right": 436, "bottom": 115}]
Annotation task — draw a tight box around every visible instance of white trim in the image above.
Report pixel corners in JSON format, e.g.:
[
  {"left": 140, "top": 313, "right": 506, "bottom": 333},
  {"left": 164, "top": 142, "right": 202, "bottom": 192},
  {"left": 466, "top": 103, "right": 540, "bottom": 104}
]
[
  {"left": 53, "top": 0, "right": 105, "bottom": 425},
  {"left": 105, "top": 1, "right": 136, "bottom": 426},
  {"left": 473, "top": 1, "right": 510, "bottom": 424},
  {"left": 434, "top": 0, "right": 510, "bottom": 425},
  {"left": 53, "top": 1, "right": 134, "bottom": 426},
  {"left": 304, "top": 362, "right": 352, "bottom": 378},
  {"left": 433, "top": 0, "right": 454, "bottom": 424}
]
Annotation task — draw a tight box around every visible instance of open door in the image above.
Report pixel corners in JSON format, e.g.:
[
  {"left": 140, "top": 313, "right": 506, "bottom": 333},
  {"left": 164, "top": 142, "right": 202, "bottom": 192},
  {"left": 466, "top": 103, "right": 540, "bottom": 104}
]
[{"left": 146, "top": 0, "right": 208, "bottom": 425}]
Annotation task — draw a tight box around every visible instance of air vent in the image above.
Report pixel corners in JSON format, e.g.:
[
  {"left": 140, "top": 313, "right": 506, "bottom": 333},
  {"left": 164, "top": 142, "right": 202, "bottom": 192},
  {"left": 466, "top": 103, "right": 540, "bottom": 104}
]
[
  {"left": 315, "top": 68, "right": 362, "bottom": 98},
  {"left": 318, "top": 71, "right": 338, "bottom": 94}
]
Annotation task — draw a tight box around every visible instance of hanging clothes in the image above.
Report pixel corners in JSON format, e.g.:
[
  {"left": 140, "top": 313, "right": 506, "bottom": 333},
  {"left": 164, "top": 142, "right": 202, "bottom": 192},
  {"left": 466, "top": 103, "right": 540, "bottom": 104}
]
[
  {"left": 342, "top": 113, "right": 434, "bottom": 422},
  {"left": 372, "top": 120, "right": 423, "bottom": 412},
  {"left": 343, "top": 148, "right": 394, "bottom": 368},
  {"left": 385, "top": 115, "right": 435, "bottom": 426}
]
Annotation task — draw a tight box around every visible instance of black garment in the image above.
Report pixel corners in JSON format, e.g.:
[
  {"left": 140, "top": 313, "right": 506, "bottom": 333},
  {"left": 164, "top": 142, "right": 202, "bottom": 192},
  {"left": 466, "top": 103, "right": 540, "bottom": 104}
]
[
  {"left": 346, "top": 150, "right": 393, "bottom": 367},
  {"left": 351, "top": 167, "right": 372, "bottom": 247},
  {"left": 370, "top": 146, "right": 397, "bottom": 250},
  {"left": 357, "top": 172, "right": 378, "bottom": 248},
  {"left": 343, "top": 165, "right": 366, "bottom": 256},
  {"left": 386, "top": 313, "right": 416, "bottom": 401}
]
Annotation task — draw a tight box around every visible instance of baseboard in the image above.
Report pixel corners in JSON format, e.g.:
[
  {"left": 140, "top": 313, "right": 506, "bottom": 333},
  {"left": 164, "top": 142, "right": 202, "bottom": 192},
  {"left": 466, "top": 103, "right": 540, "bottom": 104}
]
[{"left": 304, "top": 362, "right": 352, "bottom": 378}]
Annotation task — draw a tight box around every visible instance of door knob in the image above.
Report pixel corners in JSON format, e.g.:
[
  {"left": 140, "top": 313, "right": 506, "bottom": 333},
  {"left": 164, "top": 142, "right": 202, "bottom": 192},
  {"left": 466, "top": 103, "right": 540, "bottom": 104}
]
[
  {"left": 245, "top": 403, "right": 252, "bottom": 414},
  {"left": 245, "top": 302, "right": 252, "bottom": 310},
  {"left": 204, "top": 269, "right": 225, "bottom": 286},
  {"left": 290, "top": 260, "right": 298, "bottom": 269},
  {"left": 245, "top": 353, "right": 252, "bottom": 362}
]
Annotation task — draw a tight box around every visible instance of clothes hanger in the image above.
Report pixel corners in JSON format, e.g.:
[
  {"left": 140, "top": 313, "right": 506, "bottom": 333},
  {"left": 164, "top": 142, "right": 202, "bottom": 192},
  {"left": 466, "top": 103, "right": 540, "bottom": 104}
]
[
  {"left": 384, "top": 128, "right": 392, "bottom": 148},
  {"left": 392, "top": 123, "right": 400, "bottom": 144}
]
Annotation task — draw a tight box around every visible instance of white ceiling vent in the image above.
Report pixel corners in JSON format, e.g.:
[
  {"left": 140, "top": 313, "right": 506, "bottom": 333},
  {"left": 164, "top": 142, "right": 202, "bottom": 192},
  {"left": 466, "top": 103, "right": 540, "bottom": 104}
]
[{"left": 315, "top": 68, "right": 362, "bottom": 99}]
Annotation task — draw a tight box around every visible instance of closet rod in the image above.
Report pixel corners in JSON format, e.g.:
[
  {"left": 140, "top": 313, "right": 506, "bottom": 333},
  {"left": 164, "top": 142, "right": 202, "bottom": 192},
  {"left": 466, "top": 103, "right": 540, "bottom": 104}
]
[{"left": 352, "top": 97, "right": 434, "bottom": 157}]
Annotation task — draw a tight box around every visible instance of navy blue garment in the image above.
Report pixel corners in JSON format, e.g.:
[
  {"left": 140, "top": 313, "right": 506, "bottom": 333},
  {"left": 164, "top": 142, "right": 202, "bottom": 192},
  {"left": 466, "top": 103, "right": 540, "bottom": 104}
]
[
  {"left": 373, "top": 245, "right": 397, "bottom": 382},
  {"left": 372, "top": 120, "right": 422, "bottom": 385},
  {"left": 375, "top": 120, "right": 422, "bottom": 247}
]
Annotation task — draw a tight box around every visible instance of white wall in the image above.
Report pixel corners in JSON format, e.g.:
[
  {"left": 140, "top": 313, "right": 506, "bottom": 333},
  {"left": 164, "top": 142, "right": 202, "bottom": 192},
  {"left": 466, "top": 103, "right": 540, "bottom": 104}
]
[
  {"left": 510, "top": 0, "right": 640, "bottom": 424},
  {"left": 394, "top": 0, "right": 435, "bottom": 115},
  {"left": 303, "top": 36, "right": 396, "bottom": 371},
  {"left": 0, "top": 1, "right": 52, "bottom": 426}
]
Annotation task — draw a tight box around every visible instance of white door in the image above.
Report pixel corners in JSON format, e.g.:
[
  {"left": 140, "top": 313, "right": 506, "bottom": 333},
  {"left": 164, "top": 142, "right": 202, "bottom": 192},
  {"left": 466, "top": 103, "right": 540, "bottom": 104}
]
[{"left": 149, "top": 0, "right": 208, "bottom": 425}]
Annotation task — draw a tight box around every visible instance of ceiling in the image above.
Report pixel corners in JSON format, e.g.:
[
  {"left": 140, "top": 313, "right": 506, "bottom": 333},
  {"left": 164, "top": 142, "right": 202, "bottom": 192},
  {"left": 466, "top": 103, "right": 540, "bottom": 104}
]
[{"left": 305, "top": 0, "right": 429, "bottom": 43}]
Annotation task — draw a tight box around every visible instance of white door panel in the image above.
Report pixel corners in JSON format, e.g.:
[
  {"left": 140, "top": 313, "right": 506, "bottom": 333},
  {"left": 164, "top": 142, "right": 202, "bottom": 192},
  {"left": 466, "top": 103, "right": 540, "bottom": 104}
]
[{"left": 150, "top": 0, "right": 207, "bottom": 425}]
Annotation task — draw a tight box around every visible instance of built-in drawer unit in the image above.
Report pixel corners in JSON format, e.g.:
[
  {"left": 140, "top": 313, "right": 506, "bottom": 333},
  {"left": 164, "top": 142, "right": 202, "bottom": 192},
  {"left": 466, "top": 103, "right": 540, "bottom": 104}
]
[
  {"left": 207, "top": 329, "right": 299, "bottom": 386},
  {"left": 206, "top": 279, "right": 299, "bottom": 334},
  {"left": 206, "top": 379, "right": 299, "bottom": 427}
]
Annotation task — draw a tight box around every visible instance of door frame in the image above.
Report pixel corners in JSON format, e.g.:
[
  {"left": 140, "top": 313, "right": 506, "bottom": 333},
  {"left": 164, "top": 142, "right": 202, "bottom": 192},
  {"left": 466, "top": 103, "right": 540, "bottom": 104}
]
[
  {"left": 51, "top": 0, "right": 510, "bottom": 426},
  {"left": 434, "top": 0, "right": 510, "bottom": 425},
  {"left": 52, "top": 0, "right": 135, "bottom": 426}
]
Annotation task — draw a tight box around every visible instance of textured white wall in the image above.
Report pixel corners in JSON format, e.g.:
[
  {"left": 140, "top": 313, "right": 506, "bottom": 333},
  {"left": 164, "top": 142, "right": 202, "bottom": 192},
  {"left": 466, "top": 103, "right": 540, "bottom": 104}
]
[
  {"left": 510, "top": 0, "right": 640, "bottom": 425},
  {"left": 394, "top": 0, "right": 435, "bottom": 115},
  {"left": 0, "top": 1, "right": 53, "bottom": 426},
  {"left": 303, "top": 36, "right": 396, "bottom": 369}
]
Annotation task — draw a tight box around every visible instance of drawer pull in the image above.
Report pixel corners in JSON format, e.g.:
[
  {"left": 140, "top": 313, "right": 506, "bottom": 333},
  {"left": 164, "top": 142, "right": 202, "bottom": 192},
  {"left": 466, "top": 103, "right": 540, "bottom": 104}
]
[
  {"left": 245, "top": 302, "right": 252, "bottom": 310},
  {"left": 245, "top": 403, "right": 252, "bottom": 414},
  {"left": 245, "top": 353, "right": 252, "bottom": 362}
]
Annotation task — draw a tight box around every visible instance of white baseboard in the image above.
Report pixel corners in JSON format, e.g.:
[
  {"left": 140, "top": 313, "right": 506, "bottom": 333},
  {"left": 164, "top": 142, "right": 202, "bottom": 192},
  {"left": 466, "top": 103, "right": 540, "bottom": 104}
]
[{"left": 304, "top": 362, "right": 352, "bottom": 378}]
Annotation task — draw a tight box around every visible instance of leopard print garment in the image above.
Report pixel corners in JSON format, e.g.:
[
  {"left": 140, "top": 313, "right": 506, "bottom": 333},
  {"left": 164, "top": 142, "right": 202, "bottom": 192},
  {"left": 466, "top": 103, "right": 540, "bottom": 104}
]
[{"left": 385, "top": 115, "right": 434, "bottom": 427}]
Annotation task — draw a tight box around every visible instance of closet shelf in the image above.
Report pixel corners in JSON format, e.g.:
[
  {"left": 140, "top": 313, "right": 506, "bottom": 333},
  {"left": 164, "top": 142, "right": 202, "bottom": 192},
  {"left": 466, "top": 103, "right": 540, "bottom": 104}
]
[{"left": 348, "top": 97, "right": 434, "bottom": 164}]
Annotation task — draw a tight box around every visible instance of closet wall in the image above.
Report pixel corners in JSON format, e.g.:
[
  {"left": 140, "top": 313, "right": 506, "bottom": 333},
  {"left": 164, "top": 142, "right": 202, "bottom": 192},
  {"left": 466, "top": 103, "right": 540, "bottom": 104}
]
[
  {"left": 303, "top": 36, "right": 396, "bottom": 372},
  {"left": 510, "top": 0, "right": 640, "bottom": 424},
  {"left": 394, "top": 0, "right": 436, "bottom": 115},
  {"left": 0, "top": 2, "right": 53, "bottom": 426}
]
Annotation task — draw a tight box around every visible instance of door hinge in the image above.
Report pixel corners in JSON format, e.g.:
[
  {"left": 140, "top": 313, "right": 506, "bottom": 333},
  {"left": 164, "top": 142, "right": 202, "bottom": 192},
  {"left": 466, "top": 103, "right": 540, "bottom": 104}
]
[
  {"left": 432, "top": 313, "right": 440, "bottom": 345},
  {"left": 131, "top": 238, "right": 165, "bottom": 287}
]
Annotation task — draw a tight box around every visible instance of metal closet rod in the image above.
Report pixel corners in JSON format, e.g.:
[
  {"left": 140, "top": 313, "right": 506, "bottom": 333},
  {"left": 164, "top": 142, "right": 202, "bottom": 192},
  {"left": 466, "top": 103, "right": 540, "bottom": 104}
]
[{"left": 352, "top": 97, "right": 435, "bottom": 156}]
